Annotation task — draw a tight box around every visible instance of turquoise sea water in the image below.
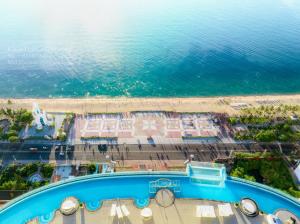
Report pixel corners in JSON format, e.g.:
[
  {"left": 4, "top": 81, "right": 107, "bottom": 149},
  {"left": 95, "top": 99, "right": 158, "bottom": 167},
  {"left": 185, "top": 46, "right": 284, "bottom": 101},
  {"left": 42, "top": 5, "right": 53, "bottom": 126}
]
[{"left": 0, "top": 0, "right": 300, "bottom": 98}]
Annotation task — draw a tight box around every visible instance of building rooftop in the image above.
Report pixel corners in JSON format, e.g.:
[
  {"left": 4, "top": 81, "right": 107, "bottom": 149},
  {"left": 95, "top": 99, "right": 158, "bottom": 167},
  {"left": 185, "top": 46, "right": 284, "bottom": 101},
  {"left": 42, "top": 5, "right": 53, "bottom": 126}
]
[
  {"left": 0, "top": 163, "right": 299, "bottom": 224},
  {"left": 47, "top": 199, "right": 267, "bottom": 224}
]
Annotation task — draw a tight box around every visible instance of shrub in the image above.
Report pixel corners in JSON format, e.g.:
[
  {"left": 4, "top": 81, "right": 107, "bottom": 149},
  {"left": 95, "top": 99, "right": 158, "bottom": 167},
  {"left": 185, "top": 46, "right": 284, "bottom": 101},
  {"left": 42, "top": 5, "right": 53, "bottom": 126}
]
[
  {"left": 228, "top": 117, "right": 238, "bottom": 125},
  {"left": 231, "top": 152, "right": 298, "bottom": 197},
  {"left": 231, "top": 167, "right": 245, "bottom": 178},
  {"left": 0, "top": 108, "right": 34, "bottom": 141},
  {"left": 254, "top": 130, "right": 276, "bottom": 142},
  {"left": 8, "top": 135, "right": 19, "bottom": 142},
  {"left": 0, "top": 163, "right": 51, "bottom": 191},
  {"left": 244, "top": 175, "right": 256, "bottom": 182},
  {"left": 40, "top": 164, "right": 54, "bottom": 178},
  {"left": 57, "top": 128, "right": 67, "bottom": 141},
  {"left": 88, "top": 164, "right": 96, "bottom": 174},
  {"left": 7, "top": 129, "right": 18, "bottom": 138},
  {"left": 288, "top": 187, "right": 300, "bottom": 198},
  {"left": 18, "top": 163, "right": 39, "bottom": 178}
]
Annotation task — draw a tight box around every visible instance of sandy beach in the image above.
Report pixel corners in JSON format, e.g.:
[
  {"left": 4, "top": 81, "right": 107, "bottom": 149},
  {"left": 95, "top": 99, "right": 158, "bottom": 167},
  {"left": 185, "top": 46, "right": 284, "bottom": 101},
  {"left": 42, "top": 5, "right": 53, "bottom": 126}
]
[{"left": 1, "top": 94, "right": 300, "bottom": 115}]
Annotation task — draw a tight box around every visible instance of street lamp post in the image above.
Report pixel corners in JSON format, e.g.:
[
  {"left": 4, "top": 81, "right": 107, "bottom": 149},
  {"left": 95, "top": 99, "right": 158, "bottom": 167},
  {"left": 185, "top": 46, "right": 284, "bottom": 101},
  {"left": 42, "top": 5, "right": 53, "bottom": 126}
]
[{"left": 12, "top": 155, "right": 17, "bottom": 165}]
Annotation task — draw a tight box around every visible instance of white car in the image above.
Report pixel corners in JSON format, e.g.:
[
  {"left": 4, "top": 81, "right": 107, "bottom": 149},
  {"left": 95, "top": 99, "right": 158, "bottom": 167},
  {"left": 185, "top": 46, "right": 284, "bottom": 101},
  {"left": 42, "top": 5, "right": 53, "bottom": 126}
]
[
  {"left": 29, "top": 148, "right": 38, "bottom": 152},
  {"left": 266, "top": 214, "right": 283, "bottom": 224}
]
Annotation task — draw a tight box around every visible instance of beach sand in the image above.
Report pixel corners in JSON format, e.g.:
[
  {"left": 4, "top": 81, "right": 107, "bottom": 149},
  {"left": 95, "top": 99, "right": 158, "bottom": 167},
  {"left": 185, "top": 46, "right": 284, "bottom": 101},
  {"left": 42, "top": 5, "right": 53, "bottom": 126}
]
[{"left": 1, "top": 94, "right": 300, "bottom": 115}]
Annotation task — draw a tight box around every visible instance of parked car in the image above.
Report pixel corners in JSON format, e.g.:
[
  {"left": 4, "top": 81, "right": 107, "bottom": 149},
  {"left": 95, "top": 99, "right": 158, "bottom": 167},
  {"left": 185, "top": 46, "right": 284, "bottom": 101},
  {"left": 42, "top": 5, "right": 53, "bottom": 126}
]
[{"left": 29, "top": 148, "right": 38, "bottom": 152}]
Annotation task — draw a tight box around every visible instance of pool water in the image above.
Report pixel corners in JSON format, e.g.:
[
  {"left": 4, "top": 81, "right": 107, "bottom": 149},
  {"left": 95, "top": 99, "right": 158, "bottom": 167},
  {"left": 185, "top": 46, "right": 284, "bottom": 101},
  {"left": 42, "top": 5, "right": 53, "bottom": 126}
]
[
  {"left": 190, "top": 167, "right": 221, "bottom": 176},
  {"left": 0, "top": 172, "right": 299, "bottom": 223},
  {"left": 85, "top": 200, "right": 102, "bottom": 212}
]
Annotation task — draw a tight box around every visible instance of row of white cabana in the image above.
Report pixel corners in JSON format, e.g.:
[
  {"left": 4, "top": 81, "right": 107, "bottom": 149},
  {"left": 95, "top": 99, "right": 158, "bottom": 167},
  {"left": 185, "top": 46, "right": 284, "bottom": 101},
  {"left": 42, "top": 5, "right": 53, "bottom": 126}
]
[
  {"left": 110, "top": 203, "right": 152, "bottom": 220},
  {"left": 110, "top": 203, "right": 234, "bottom": 220},
  {"left": 196, "top": 203, "right": 234, "bottom": 218},
  {"left": 59, "top": 197, "right": 257, "bottom": 221}
]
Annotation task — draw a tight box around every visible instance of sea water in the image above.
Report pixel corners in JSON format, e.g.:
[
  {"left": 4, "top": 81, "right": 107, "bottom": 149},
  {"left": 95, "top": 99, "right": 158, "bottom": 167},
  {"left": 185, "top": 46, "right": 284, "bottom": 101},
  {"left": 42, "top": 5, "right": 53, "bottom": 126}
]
[{"left": 0, "top": 0, "right": 300, "bottom": 97}]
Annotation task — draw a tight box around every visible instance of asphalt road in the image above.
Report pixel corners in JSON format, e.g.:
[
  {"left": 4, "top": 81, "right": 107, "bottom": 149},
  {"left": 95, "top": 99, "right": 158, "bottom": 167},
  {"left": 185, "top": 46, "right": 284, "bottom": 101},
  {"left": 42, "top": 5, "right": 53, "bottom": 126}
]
[{"left": 0, "top": 142, "right": 299, "bottom": 165}]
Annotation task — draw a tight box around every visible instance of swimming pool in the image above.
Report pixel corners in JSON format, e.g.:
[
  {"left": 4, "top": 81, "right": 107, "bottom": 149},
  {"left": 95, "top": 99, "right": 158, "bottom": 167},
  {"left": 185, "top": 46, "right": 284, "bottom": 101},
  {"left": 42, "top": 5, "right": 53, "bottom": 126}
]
[{"left": 0, "top": 171, "right": 299, "bottom": 223}]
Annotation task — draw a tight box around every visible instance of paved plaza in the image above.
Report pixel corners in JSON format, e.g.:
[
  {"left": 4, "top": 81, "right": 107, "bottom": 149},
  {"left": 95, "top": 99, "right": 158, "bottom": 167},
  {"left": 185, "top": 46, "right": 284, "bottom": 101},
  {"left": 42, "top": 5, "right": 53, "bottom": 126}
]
[{"left": 72, "top": 112, "right": 223, "bottom": 144}]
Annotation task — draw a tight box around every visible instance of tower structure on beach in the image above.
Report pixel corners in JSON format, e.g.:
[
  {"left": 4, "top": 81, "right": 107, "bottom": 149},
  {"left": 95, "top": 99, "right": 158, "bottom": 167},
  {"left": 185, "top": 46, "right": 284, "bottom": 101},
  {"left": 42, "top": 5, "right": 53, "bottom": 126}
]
[{"left": 32, "top": 103, "right": 50, "bottom": 130}]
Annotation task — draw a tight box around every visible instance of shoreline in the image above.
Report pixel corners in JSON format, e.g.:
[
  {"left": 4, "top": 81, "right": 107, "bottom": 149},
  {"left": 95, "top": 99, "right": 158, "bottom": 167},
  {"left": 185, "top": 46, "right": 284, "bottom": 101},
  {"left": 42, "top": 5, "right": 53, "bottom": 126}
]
[
  {"left": 1, "top": 94, "right": 300, "bottom": 115},
  {"left": 1, "top": 91, "right": 300, "bottom": 100}
]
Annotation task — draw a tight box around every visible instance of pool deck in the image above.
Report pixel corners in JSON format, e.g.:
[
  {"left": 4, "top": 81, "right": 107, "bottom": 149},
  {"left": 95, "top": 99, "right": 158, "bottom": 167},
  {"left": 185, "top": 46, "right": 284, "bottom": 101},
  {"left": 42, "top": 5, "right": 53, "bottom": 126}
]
[{"left": 47, "top": 199, "right": 267, "bottom": 224}]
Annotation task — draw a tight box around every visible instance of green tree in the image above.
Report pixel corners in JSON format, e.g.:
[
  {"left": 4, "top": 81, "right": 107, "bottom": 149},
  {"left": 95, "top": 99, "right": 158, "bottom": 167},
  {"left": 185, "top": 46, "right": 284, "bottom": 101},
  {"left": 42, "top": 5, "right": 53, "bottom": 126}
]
[
  {"left": 255, "top": 130, "right": 276, "bottom": 142},
  {"left": 18, "top": 163, "right": 39, "bottom": 178},
  {"left": 278, "top": 134, "right": 289, "bottom": 142},
  {"left": 228, "top": 117, "right": 238, "bottom": 125},
  {"left": 8, "top": 135, "right": 19, "bottom": 142},
  {"left": 88, "top": 163, "right": 96, "bottom": 173},
  {"left": 40, "top": 164, "right": 54, "bottom": 178},
  {"left": 7, "top": 129, "right": 18, "bottom": 138},
  {"left": 231, "top": 167, "right": 245, "bottom": 178},
  {"left": 19, "top": 111, "right": 33, "bottom": 124},
  {"left": 244, "top": 175, "right": 256, "bottom": 182}
]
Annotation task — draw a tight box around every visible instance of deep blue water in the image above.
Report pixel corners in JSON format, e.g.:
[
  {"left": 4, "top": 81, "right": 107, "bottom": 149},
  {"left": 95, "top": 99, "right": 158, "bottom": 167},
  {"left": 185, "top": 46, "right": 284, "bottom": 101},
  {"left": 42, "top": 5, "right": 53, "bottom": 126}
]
[{"left": 0, "top": 0, "right": 300, "bottom": 97}]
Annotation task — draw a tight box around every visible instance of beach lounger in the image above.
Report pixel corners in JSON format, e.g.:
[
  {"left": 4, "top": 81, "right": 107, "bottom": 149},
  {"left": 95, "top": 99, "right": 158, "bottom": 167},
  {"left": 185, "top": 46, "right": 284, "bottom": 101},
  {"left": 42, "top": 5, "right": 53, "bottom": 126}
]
[
  {"left": 218, "top": 203, "right": 234, "bottom": 217},
  {"left": 196, "top": 205, "right": 216, "bottom": 218},
  {"left": 121, "top": 205, "right": 130, "bottom": 216},
  {"left": 116, "top": 206, "right": 123, "bottom": 219},
  {"left": 110, "top": 204, "right": 117, "bottom": 216}
]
